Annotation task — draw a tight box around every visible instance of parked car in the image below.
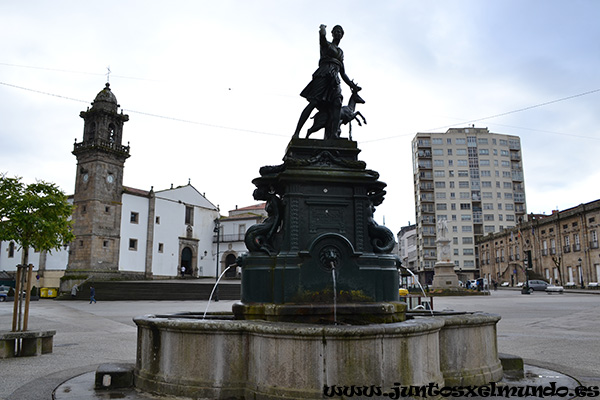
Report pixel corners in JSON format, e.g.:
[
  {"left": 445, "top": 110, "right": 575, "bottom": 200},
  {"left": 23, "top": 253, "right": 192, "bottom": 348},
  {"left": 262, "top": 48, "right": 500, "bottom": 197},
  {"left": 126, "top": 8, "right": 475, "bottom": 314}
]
[
  {"left": 526, "top": 280, "right": 549, "bottom": 291},
  {"left": 0, "top": 285, "right": 9, "bottom": 302}
]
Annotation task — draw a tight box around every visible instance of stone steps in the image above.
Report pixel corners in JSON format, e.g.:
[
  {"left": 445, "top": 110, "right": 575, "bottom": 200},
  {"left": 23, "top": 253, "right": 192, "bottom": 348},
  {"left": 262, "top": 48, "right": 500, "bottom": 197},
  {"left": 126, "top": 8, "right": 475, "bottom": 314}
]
[{"left": 60, "top": 280, "right": 240, "bottom": 301}]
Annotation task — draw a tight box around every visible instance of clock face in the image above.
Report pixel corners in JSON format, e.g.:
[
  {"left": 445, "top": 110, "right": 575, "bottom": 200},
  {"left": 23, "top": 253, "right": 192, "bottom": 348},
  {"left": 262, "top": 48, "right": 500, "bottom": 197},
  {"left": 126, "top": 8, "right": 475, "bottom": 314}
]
[
  {"left": 83, "top": 173, "right": 89, "bottom": 183},
  {"left": 107, "top": 174, "right": 114, "bottom": 183}
]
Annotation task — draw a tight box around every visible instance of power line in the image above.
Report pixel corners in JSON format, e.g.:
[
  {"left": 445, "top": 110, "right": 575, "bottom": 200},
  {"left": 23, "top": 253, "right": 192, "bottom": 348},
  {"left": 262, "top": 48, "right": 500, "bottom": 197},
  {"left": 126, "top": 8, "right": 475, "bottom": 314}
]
[
  {"left": 0, "top": 81, "right": 289, "bottom": 139},
  {"left": 0, "top": 62, "right": 158, "bottom": 82},
  {"left": 362, "top": 88, "right": 600, "bottom": 143}
]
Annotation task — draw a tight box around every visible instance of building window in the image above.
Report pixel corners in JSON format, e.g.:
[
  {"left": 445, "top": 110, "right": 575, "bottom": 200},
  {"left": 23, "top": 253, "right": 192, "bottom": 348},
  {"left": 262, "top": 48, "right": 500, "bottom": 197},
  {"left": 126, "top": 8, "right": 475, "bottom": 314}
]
[
  {"left": 185, "top": 206, "right": 194, "bottom": 225},
  {"left": 156, "top": 216, "right": 160, "bottom": 224},
  {"left": 8, "top": 242, "right": 15, "bottom": 258},
  {"left": 103, "top": 240, "right": 109, "bottom": 248},
  {"left": 130, "top": 212, "right": 139, "bottom": 224},
  {"left": 105, "top": 206, "right": 110, "bottom": 213},
  {"left": 158, "top": 243, "right": 164, "bottom": 253},
  {"left": 129, "top": 239, "right": 138, "bottom": 251}
]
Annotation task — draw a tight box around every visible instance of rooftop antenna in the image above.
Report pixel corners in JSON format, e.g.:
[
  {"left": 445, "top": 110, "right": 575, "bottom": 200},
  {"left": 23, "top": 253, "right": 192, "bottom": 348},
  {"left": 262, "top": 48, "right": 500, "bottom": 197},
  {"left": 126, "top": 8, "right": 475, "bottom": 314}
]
[{"left": 106, "top": 66, "right": 111, "bottom": 83}]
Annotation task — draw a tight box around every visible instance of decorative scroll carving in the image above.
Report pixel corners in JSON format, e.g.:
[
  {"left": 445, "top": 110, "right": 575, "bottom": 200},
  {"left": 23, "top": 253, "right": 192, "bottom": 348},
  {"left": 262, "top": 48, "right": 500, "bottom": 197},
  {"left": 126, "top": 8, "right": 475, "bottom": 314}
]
[{"left": 244, "top": 186, "right": 283, "bottom": 255}]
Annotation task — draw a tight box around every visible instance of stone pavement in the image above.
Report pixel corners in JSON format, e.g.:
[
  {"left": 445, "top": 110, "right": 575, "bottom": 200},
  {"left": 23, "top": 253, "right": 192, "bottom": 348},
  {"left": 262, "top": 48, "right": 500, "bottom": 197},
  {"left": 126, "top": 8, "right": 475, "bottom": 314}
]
[{"left": 0, "top": 290, "right": 599, "bottom": 399}]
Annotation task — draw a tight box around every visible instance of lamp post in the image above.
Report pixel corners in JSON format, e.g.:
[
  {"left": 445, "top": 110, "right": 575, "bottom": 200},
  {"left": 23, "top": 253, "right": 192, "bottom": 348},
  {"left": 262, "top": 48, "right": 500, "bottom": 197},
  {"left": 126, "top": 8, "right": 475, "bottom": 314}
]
[
  {"left": 214, "top": 218, "right": 221, "bottom": 302},
  {"left": 578, "top": 257, "right": 584, "bottom": 289}
]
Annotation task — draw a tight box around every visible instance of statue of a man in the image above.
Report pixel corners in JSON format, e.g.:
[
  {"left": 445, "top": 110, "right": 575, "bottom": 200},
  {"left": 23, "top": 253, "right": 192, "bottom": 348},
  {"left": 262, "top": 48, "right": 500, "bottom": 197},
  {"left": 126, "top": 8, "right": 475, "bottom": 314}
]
[
  {"left": 293, "top": 24, "right": 360, "bottom": 140},
  {"left": 437, "top": 218, "right": 448, "bottom": 239}
]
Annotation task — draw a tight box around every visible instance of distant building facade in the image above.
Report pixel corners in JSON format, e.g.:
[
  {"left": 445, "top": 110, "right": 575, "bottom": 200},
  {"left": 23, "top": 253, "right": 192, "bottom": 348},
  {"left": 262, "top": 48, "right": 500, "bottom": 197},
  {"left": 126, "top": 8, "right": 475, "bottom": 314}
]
[
  {"left": 397, "top": 224, "right": 417, "bottom": 271},
  {"left": 478, "top": 200, "right": 600, "bottom": 287},
  {"left": 216, "top": 204, "right": 267, "bottom": 278},
  {"left": 412, "top": 127, "right": 527, "bottom": 283}
]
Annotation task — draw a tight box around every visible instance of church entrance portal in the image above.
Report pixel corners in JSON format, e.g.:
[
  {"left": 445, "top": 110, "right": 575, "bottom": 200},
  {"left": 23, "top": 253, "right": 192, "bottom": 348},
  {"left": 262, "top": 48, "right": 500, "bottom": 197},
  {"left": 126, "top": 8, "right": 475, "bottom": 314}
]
[
  {"left": 181, "top": 247, "right": 193, "bottom": 276},
  {"left": 225, "top": 254, "right": 237, "bottom": 278}
]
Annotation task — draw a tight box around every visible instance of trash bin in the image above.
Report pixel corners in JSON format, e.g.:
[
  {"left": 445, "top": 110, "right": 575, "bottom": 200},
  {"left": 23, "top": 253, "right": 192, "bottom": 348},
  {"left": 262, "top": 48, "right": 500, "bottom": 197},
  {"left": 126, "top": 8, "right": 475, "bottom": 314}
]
[
  {"left": 40, "top": 288, "right": 49, "bottom": 298},
  {"left": 47, "top": 288, "right": 58, "bottom": 298}
]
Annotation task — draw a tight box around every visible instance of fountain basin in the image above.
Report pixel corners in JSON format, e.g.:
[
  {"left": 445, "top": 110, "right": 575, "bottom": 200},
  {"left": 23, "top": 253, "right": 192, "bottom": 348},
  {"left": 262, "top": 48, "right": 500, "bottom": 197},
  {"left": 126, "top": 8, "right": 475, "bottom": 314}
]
[{"left": 134, "top": 312, "right": 501, "bottom": 400}]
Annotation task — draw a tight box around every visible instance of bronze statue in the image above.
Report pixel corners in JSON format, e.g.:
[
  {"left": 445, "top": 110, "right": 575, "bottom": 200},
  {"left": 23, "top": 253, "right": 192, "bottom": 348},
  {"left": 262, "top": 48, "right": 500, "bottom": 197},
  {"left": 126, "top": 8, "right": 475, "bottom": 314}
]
[{"left": 293, "top": 24, "right": 361, "bottom": 140}]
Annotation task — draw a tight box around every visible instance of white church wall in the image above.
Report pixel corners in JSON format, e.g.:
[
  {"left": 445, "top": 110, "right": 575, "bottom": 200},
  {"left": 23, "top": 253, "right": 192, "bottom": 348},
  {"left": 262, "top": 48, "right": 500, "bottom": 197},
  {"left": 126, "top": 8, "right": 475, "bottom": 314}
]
[
  {"left": 151, "top": 197, "right": 185, "bottom": 277},
  {"left": 119, "top": 193, "right": 149, "bottom": 272},
  {"left": 194, "top": 206, "right": 220, "bottom": 277}
]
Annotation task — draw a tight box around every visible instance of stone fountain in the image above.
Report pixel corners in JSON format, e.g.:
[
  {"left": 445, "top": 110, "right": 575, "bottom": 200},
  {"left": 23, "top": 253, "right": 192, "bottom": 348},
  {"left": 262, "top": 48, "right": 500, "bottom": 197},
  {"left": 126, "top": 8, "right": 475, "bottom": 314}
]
[{"left": 133, "top": 24, "right": 502, "bottom": 400}]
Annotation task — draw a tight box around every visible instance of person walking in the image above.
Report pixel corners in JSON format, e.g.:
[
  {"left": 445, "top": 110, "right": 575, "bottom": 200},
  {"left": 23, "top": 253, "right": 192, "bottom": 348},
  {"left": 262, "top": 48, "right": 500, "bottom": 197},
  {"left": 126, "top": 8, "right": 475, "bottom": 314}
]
[{"left": 89, "top": 286, "right": 97, "bottom": 304}]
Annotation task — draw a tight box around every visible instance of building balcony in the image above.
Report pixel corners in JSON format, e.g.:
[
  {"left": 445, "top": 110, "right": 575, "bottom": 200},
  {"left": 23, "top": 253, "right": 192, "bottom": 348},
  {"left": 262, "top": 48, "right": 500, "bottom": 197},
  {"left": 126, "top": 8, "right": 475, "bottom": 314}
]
[
  {"left": 573, "top": 244, "right": 581, "bottom": 252},
  {"left": 73, "top": 138, "right": 130, "bottom": 157},
  {"left": 550, "top": 248, "right": 557, "bottom": 255},
  {"left": 214, "top": 233, "right": 245, "bottom": 243},
  {"left": 563, "top": 245, "right": 571, "bottom": 253},
  {"left": 590, "top": 241, "right": 599, "bottom": 249},
  {"left": 542, "top": 249, "right": 548, "bottom": 256},
  {"left": 511, "top": 171, "right": 524, "bottom": 181}
]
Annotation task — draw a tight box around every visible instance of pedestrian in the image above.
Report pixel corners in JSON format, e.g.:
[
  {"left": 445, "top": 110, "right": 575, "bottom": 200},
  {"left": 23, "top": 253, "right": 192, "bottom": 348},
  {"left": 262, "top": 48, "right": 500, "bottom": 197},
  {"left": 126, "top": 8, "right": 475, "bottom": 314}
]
[
  {"left": 493, "top": 280, "right": 498, "bottom": 291},
  {"left": 71, "top": 284, "right": 79, "bottom": 298},
  {"left": 181, "top": 266, "right": 186, "bottom": 278},
  {"left": 89, "top": 286, "right": 97, "bottom": 304}
]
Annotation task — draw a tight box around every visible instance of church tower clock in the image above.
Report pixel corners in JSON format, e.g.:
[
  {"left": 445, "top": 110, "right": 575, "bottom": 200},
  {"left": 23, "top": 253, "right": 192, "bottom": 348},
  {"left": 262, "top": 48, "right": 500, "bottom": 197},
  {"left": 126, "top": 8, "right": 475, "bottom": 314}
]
[{"left": 69, "top": 83, "right": 130, "bottom": 275}]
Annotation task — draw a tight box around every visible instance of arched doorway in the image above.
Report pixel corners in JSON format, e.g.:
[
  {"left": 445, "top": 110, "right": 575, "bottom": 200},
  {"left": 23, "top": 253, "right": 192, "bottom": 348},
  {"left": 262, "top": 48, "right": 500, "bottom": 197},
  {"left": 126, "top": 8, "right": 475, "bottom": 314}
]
[
  {"left": 225, "top": 254, "right": 237, "bottom": 278},
  {"left": 181, "top": 247, "right": 193, "bottom": 276}
]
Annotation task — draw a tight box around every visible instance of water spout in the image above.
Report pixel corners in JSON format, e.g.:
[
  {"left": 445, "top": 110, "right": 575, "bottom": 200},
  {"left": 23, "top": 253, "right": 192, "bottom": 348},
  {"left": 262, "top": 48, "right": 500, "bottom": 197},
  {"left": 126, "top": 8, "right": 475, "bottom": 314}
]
[
  {"left": 203, "top": 265, "right": 233, "bottom": 319},
  {"left": 400, "top": 266, "right": 433, "bottom": 315}
]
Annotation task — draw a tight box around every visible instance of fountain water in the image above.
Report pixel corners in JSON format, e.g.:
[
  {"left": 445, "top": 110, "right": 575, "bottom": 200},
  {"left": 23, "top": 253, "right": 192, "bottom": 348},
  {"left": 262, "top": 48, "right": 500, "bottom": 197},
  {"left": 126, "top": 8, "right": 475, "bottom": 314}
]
[
  {"left": 401, "top": 266, "right": 433, "bottom": 315},
  {"left": 202, "top": 265, "right": 232, "bottom": 319}
]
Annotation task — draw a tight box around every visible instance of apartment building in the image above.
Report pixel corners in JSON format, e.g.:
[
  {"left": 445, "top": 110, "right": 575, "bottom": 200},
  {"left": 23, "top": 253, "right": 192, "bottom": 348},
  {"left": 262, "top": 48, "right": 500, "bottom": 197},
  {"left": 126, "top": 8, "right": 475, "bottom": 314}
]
[
  {"left": 412, "top": 127, "right": 527, "bottom": 283},
  {"left": 478, "top": 200, "right": 600, "bottom": 287}
]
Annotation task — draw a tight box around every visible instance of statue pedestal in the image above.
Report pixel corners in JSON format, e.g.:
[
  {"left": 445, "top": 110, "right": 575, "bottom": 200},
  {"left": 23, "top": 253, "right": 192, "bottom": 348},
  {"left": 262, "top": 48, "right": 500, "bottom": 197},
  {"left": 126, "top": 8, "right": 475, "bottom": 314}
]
[
  {"left": 236, "top": 138, "right": 401, "bottom": 322},
  {"left": 431, "top": 261, "right": 460, "bottom": 289},
  {"left": 432, "top": 236, "right": 460, "bottom": 289}
]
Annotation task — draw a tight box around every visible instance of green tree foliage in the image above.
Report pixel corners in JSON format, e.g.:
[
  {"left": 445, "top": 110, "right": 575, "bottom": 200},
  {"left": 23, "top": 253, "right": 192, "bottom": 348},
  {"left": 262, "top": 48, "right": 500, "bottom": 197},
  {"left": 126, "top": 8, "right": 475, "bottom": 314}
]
[{"left": 0, "top": 174, "right": 74, "bottom": 264}]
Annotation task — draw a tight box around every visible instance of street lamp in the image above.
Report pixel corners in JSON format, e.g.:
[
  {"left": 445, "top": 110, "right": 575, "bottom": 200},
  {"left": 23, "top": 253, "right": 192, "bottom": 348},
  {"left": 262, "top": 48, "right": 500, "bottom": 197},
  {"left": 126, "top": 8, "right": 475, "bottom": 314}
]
[
  {"left": 214, "top": 218, "right": 221, "bottom": 301},
  {"left": 578, "top": 257, "right": 584, "bottom": 289}
]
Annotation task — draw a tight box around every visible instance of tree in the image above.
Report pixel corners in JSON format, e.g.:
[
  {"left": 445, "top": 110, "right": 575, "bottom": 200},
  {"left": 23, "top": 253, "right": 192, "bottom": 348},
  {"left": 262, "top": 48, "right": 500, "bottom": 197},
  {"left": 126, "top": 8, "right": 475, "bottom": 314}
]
[{"left": 0, "top": 174, "right": 74, "bottom": 265}]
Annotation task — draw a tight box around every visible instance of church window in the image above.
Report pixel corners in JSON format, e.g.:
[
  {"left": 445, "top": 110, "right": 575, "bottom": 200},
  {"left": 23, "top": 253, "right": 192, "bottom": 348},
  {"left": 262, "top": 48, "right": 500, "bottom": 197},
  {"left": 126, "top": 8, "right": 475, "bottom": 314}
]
[
  {"left": 109, "top": 124, "right": 116, "bottom": 143},
  {"left": 129, "top": 239, "right": 138, "bottom": 251},
  {"left": 8, "top": 242, "right": 15, "bottom": 258},
  {"left": 185, "top": 206, "right": 194, "bottom": 225},
  {"left": 89, "top": 122, "right": 96, "bottom": 141},
  {"left": 130, "top": 212, "right": 139, "bottom": 224}
]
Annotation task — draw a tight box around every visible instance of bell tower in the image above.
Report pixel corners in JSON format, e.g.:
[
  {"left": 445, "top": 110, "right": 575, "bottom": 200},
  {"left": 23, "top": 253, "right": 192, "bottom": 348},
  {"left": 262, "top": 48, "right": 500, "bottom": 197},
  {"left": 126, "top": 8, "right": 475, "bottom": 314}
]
[{"left": 68, "top": 83, "right": 130, "bottom": 274}]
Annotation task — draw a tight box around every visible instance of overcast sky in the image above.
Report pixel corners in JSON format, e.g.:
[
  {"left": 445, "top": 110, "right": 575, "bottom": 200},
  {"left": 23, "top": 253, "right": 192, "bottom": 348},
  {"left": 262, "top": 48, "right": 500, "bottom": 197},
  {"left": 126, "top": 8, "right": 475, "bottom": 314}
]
[{"left": 1, "top": 0, "right": 600, "bottom": 233}]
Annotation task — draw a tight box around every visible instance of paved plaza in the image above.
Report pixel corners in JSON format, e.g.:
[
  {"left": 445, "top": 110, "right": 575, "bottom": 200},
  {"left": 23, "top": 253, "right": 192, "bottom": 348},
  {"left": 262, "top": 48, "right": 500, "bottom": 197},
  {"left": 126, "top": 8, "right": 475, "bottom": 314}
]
[{"left": 0, "top": 289, "right": 598, "bottom": 399}]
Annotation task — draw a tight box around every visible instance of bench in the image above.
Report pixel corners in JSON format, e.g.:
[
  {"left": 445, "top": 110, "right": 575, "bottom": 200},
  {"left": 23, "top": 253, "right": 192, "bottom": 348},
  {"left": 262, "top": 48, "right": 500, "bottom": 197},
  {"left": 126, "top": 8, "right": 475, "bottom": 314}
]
[
  {"left": 588, "top": 282, "right": 599, "bottom": 289},
  {"left": 0, "top": 330, "right": 56, "bottom": 358},
  {"left": 501, "top": 282, "right": 509, "bottom": 287},
  {"left": 565, "top": 282, "right": 577, "bottom": 288}
]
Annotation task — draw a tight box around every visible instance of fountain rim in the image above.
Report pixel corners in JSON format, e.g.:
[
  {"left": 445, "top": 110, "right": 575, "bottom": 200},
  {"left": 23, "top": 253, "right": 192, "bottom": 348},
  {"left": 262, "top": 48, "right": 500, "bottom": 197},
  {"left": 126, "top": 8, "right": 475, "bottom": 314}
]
[{"left": 133, "top": 313, "right": 447, "bottom": 336}]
